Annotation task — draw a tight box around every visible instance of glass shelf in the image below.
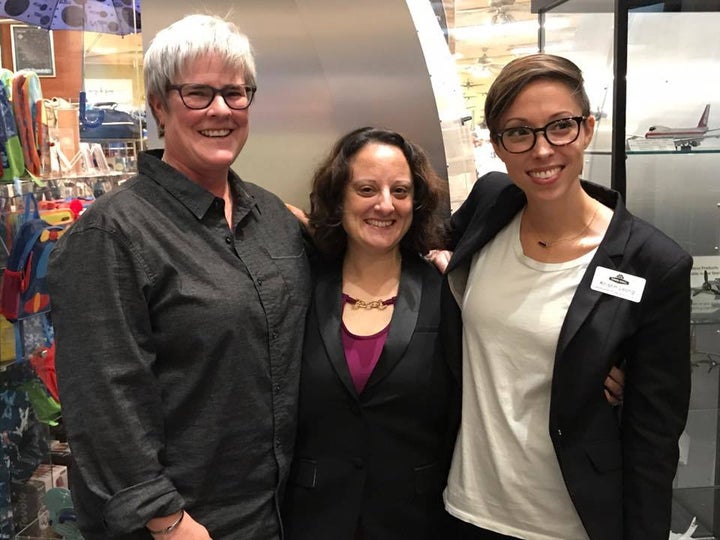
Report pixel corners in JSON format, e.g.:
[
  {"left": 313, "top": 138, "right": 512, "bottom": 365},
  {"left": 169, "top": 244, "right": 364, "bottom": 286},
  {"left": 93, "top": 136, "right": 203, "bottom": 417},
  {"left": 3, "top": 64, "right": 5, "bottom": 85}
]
[{"left": 627, "top": 149, "right": 720, "bottom": 155}]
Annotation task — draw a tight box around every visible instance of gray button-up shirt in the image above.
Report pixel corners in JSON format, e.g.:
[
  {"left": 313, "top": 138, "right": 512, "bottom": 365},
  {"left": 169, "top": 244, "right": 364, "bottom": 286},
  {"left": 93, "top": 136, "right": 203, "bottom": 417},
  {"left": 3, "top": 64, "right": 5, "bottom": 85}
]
[{"left": 48, "top": 150, "right": 311, "bottom": 539}]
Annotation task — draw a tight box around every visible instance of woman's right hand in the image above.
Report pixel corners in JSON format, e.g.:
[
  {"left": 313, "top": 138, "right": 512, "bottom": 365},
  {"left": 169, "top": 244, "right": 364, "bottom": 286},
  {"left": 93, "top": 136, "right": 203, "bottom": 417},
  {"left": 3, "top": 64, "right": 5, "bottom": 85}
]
[
  {"left": 604, "top": 365, "right": 625, "bottom": 407},
  {"left": 148, "top": 510, "right": 213, "bottom": 539},
  {"left": 425, "top": 249, "right": 453, "bottom": 273}
]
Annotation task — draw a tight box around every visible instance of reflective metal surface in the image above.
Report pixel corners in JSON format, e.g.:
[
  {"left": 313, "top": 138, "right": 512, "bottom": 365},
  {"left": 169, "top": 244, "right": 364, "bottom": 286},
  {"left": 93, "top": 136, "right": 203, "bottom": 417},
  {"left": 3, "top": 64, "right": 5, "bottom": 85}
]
[{"left": 143, "top": 0, "right": 449, "bottom": 209}]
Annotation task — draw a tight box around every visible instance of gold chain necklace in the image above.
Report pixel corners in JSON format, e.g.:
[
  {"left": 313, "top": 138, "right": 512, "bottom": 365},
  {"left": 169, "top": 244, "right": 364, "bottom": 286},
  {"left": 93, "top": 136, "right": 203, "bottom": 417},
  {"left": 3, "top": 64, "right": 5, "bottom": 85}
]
[
  {"left": 530, "top": 202, "right": 600, "bottom": 249},
  {"left": 342, "top": 293, "right": 397, "bottom": 310}
]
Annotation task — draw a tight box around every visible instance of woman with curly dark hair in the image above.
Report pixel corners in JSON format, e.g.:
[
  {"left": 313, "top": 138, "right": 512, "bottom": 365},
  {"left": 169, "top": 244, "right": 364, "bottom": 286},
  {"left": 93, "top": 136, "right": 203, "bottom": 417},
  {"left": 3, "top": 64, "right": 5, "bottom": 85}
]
[
  {"left": 307, "top": 127, "right": 446, "bottom": 259},
  {"left": 282, "top": 127, "right": 457, "bottom": 539}
]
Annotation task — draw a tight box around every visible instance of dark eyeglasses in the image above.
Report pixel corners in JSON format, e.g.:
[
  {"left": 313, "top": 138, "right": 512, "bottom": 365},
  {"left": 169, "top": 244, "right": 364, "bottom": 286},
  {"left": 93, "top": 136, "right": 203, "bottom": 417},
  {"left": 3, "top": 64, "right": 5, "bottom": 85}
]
[
  {"left": 168, "top": 84, "right": 257, "bottom": 110},
  {"left": 495, "top": 116, "right": 587, "bottom": 154}
]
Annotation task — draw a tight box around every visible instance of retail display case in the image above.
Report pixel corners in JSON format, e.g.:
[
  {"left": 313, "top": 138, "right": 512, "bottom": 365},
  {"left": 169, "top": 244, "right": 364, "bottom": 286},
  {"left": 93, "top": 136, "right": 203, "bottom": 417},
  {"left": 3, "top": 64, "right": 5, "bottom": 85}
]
[
  {"left": 0, "top": 110, "right": 141, "bottom": 540},
  {"left": 0, "top": 11, "right": 143, "bottom": 540},
  {"left": 538, "top": 0, "right": 720, "bottom": 536}
]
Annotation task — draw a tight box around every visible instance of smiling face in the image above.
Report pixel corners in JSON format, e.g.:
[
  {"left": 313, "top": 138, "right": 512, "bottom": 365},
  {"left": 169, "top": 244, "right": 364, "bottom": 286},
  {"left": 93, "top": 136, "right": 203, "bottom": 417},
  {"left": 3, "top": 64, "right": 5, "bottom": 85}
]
[
  {"left": 341, "top": 142, "right": 414, "bottom": 257},
  {"left": 148, "top": 54, "right": 250, "bottom": 184},
  {"left": 491, "top": 78, "right": 595, "bottom": 203}
]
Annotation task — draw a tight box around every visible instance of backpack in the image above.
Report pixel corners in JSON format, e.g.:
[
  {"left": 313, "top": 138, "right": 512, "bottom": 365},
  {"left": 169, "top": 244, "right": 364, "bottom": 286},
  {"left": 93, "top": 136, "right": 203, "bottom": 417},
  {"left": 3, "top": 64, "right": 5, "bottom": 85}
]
[{"left": 0, "top": 193, "right": 65, "bottom": 362}]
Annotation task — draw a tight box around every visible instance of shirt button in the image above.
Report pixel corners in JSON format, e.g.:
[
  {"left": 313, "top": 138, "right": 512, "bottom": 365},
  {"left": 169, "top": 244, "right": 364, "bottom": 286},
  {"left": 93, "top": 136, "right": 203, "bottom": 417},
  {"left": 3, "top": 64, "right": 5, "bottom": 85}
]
[
  {"left": 224, "top": 236, "right": 232, "bottom": 244},
  {"left": 271, "top": 331, "right": 279, "bottom": 340},
  {"left": 275, "top": 440, "right": 282, "bottom": 448},
  {"left": 274, "top": 384, "right": 280, "bottom": 393},
  {"left": 257, "top": 278, "right": 263, "bottom": 286}
]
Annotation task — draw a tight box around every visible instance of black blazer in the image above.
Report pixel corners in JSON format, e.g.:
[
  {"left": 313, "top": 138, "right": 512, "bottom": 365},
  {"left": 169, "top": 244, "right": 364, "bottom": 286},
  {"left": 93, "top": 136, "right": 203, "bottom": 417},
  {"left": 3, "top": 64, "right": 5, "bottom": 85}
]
[
  {"left": 442, "top": 172, "right": 692, "bottom": 540},
  {"left": 283, "top": 255, "right": 458, "bottom": 540}
]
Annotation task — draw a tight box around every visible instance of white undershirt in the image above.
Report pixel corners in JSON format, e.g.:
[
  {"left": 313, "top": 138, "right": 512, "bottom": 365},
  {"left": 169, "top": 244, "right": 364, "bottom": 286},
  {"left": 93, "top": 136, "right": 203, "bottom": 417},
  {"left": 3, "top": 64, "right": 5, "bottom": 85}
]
[{"left": 444, "top": 211, "right": 595, "bottom": 540}]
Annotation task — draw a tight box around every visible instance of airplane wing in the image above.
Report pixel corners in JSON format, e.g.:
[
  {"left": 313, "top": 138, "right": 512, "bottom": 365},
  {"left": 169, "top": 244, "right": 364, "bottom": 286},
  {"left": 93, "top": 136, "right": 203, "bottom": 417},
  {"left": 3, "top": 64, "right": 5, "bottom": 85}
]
[{"left": 672, "top": 132, "right": 720, "bottom": 145}]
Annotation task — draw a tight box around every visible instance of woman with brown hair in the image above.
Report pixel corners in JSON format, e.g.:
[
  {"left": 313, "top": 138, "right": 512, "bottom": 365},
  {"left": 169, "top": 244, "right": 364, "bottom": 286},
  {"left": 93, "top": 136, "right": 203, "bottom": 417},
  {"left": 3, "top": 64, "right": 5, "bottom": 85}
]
[
  {"left": 283, "top": 127, "right": 457, "bottom": 539},
  {"left": 443, "top": 54, "right": 691, "bottom": 539}
]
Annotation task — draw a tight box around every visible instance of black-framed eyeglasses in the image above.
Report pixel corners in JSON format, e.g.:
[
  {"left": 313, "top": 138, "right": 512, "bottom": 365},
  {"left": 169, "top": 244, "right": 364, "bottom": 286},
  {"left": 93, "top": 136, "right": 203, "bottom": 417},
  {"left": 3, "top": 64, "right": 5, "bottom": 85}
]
[
  {"left": 168, "top": 84, "right": 257, "bottom": 110},
  {"left": 495, "top": 116, "right": 587, "bottom": 154}
]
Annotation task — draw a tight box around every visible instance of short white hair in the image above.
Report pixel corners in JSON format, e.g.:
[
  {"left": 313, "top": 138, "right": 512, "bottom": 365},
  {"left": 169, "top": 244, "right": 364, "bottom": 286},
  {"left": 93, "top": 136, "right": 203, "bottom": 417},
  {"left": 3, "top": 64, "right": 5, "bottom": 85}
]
[{"left": 144, "top": 13, "right": 257, "bottom": 134}]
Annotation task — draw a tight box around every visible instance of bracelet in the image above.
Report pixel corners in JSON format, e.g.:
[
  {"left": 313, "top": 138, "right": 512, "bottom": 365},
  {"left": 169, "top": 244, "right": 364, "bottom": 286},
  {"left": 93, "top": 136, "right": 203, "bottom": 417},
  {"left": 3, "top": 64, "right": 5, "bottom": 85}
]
[{"left": 147, "top": 509, "right": 184, "bottom": 536}]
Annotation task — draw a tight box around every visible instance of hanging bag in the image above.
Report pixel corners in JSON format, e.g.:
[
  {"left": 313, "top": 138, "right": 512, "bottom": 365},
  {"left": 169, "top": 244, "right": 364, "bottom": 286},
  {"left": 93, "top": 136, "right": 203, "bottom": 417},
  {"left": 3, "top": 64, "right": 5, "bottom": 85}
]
[
  {"left": 12, "top": 72, "right": 42, "bottom": 177},
  {"left": 0, "top": 69, "right": 26, "bottom": 181},
  {"left": 0, "top": 193, "right": 65, "bottom": 364}
]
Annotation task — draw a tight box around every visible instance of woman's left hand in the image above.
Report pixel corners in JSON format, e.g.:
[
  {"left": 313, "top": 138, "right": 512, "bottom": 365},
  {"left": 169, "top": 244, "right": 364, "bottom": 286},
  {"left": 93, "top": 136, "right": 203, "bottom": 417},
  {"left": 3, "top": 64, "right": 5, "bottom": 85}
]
[{"left": 285, "top": 203, "right": 309, "bottom": 230}]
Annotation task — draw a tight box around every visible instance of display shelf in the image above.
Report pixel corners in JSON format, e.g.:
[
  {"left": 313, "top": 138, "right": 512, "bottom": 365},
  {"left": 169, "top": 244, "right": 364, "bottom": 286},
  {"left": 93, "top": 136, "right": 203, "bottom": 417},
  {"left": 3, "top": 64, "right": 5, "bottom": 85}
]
[
  {"left": 627, "top": 149, "right": 720, "bottom": 155},
  {"left": 15, "top": 516, "right": 61, "bottom": 539},
  {"left": 89, "top": 138, "right": 144, "bottom": 173}
]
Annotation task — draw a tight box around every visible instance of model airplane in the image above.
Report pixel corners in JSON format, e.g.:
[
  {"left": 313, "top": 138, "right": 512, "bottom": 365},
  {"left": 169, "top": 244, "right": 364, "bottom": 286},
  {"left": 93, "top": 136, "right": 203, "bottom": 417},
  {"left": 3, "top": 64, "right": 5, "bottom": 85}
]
[
  {"left": 645, "top": 104, "right": 720, "bottom": 150},
  {"left": 692, "top": 270, "right": 720, "bottom": 297}
]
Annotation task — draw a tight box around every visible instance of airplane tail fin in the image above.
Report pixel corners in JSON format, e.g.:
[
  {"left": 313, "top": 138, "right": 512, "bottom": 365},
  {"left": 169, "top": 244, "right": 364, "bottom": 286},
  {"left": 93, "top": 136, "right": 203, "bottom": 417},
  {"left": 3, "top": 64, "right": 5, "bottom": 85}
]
[{"left": 698, "top": 104, "right": 710, "bottom": 128}]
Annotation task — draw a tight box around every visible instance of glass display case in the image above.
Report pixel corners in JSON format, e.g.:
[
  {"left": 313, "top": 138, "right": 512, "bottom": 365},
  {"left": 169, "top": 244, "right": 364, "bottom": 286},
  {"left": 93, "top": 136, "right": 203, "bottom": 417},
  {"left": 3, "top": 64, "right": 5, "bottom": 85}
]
[
  {"left": 624, "top": 7, "right": 720, "bottom": 538},
  {"left": 538, "top": 0, "right": 720, "bottom": 536}
]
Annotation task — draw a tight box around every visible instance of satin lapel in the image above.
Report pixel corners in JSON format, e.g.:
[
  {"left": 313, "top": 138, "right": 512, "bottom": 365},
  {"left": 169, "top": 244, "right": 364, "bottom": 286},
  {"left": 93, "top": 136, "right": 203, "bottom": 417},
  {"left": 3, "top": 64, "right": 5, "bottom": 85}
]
[
  {"left": 314, "top": 270, "right": 358, "bottom": 397},
  {"left": 447, "top": 185, "right": 526, "bottom": 274},
  {"left": 555, "top": 189, "right": 632, "bottom": 358},
  {"left": 364, "top": 258, "right": 423, "bottom": 392}
]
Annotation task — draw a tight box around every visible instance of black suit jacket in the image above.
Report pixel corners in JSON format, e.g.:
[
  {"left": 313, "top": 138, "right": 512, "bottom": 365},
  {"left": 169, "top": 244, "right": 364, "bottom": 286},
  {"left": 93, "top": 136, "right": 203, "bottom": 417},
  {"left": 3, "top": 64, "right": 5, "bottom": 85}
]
[
  {"left": 283, "top": 254, "right": 458, "bottom": 540},
  {"left": 442, "top": 172, "right": 692, "bottom": 540}
]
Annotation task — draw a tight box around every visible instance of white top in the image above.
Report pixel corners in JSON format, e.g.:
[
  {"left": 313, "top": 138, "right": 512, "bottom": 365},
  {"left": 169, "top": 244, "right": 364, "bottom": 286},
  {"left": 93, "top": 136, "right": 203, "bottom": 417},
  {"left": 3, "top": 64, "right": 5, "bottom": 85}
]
[{"left": 444, "top": 212, "right": 595, "bottom": 539}]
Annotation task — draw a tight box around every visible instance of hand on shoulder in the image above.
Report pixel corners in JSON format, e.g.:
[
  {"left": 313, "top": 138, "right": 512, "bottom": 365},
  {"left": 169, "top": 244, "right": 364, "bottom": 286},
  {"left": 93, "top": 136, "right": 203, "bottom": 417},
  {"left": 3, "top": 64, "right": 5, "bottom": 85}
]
[
  {"left": 425, "top": 249, "right": 453, "bottom": 274},
  {"left": 285, "top": 203, "right": 310, "bottom": 230}
]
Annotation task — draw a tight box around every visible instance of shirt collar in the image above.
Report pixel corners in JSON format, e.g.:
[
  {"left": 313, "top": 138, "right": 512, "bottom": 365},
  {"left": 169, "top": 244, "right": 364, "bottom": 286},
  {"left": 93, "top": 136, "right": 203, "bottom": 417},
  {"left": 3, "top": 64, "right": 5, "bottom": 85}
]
[{"left": 139, "top": 149, "right": 258, "bottom": 220}]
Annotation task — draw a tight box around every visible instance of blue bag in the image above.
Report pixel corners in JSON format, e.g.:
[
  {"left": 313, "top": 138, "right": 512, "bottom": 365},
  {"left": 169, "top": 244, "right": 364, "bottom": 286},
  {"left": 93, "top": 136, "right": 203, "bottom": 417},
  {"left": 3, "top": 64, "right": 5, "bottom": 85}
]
[
  {"left": 0, "top": 194, "right": 65, "bottom": 363},
  {"left": 80, "top": 102, "right": 142, "bottom": 140}
]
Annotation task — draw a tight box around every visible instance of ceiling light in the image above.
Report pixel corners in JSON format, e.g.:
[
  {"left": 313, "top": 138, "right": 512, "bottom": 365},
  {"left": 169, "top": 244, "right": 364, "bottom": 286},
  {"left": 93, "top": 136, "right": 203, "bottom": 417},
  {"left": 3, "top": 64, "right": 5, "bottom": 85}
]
[
  {"left": 511, "top": 41, "right": 572, "bottom": 55},
  {"left": 470, "top": 65, "right": 494, "bottom": 78},
  {"left": 450, "top": 17, "right": 570, "bottom": 41},
  {"left": 510, "top": 45, "right": 538, "bottom": 55}
]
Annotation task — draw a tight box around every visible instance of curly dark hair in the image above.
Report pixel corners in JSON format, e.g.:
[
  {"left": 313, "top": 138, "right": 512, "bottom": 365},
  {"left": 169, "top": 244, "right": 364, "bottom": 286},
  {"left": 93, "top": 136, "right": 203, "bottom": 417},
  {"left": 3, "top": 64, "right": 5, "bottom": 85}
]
[{"left": 308, "top": 127, "right": 447, "bottom": 258}]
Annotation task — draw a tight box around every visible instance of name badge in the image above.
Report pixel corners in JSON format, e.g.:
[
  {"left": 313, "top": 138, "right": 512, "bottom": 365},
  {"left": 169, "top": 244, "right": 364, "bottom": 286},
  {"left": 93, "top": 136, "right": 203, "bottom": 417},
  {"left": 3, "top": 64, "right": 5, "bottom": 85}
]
[{"left": 590, "top": 266, "right": 646, "bottom": 303}]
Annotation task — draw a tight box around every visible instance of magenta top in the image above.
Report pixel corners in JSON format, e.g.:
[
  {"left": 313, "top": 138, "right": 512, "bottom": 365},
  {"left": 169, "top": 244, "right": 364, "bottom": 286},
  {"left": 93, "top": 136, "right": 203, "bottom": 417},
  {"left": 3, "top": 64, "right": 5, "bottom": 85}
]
[{"left": 340, "top": 294, "right": 396, "bottom": 393}]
